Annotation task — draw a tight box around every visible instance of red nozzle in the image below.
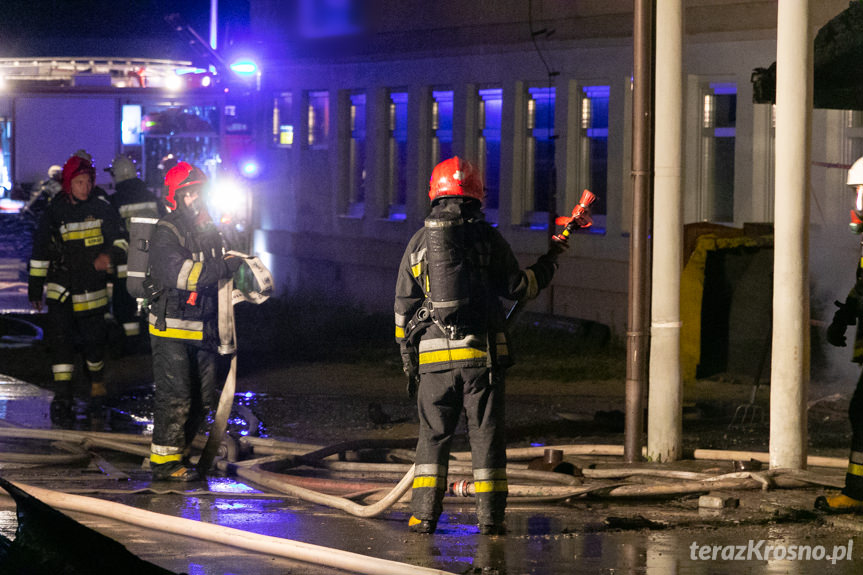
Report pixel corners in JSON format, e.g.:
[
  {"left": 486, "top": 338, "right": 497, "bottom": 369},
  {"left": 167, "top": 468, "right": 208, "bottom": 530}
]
[{"left": 554, "top": 190, "right": 596, "bottom": 226}]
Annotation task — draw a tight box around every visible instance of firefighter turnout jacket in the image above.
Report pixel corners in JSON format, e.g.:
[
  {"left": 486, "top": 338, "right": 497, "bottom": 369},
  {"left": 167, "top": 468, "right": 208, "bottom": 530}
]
[
  {"left": 146, "top": 211, "right": 232, "bottom": 348},
  {"left": 28, "top": 193, "right": 127, "bottom": 315},
  {"left": 109, "top": 177, "right": 161, "bottom": 227},
  {"left": 394, "top": 198, "right": 556, "bottom": 374}
]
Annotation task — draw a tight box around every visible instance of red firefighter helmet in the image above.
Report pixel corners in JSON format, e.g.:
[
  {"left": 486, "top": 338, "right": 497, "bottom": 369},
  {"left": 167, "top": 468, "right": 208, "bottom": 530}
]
[
  {"left": 428, "top": 156, "right": 484, "bottom": 203},
  {"left": 61, "top": 155, "right": 96, "bottom": 194},
  {"left": 164, "top": 161, "right": 207, "bottom": 211}
]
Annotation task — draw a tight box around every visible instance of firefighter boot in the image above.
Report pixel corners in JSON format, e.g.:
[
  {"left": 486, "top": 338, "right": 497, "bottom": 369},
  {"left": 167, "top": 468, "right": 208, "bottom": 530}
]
[
  {"left": 87, "top": 381, "right": 107, "bottom": 423},
  {"left": 151, "top": 461, "right": 201, "bottom": 482},
  {"left": 815, "top": 493, "right": 863, "bottom": 513},
  {"left": 476, "top": 491, "right": 507, "bottom": 535},
  {"left": 49, "top": 389, "right": 75, "bottom": 429}
]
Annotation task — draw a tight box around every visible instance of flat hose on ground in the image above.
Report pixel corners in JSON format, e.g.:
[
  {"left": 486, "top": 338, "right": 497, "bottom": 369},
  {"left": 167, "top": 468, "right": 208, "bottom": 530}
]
[
  {"left": 0, "top": 481, "right": 458, "bottom": 575},
  {"left": 218, "top": 458, "right": 416, "bottom": 518}
]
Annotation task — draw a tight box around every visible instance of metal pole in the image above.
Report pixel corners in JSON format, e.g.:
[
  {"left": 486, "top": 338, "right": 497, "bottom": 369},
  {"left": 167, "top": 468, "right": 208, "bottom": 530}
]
[
  {"left": 770, "top": 0, "right": 811, "bottom": 470},
  {"left": 626, "top": 0, "right": 653, "bottom": 463},
  {"left": 210, "top": 0, "right": 219, "bottom": 51},
  {"left": 647, "top": 0, "right": 683, "bottom": 462}
]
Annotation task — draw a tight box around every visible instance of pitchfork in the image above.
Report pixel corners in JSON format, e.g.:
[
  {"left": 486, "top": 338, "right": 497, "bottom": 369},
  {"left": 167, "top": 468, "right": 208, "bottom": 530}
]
[{"left": 729, "top": 330, "right": 771, "bottom": 430}]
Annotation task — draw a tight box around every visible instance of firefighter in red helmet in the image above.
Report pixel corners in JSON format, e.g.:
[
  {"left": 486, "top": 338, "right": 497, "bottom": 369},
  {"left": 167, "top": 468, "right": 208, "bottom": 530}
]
[
  {"left": 394, "top": 156, "right": 573, "bottom": 534},
  {"left": 28, "top": 152, "right": 127, "bottom": 426},
  {"left": 146, "top": 162, "right": 242, "bottom": 481},
  {"left": 817, "top": 156, "right": 863, "bottom": 512}
]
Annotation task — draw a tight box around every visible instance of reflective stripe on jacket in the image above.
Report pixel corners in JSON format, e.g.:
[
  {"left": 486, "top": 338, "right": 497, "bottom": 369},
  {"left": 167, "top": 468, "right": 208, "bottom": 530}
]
[
  {"left": 146, "top": 211, "right": 229, "bottom": 348},
  {"left": 28, "top": 193, "right": 126, "bottom": 314}
]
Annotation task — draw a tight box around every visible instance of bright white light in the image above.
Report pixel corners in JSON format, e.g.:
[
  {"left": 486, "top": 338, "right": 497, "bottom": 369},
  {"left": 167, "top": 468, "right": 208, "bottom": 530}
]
[
  {"left": 230, "top": 60, "right": 258, "bottom": 76},
  {"left": 165, "top": 74, "right": 183, "bottom": 92},
  {"left": 201, "top": 76, "right": 212, "bottom": 87},
  {"left": 209, "top": 178, "right": 247, "bottom": 216}
]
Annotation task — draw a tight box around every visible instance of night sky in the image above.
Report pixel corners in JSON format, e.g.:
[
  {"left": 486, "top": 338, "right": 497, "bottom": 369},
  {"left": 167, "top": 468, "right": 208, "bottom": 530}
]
[{"left": 0, "top": 0, "right": 250, "bottom": 60}]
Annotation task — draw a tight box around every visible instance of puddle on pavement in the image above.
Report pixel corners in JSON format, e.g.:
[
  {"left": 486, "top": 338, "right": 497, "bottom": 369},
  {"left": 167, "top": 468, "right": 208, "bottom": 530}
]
[
  {"left": 0, "top": 374, "right": 52, "bottom": 428},
  {"left": 402, "top": 515, "right": 862, "bottom": 574}
]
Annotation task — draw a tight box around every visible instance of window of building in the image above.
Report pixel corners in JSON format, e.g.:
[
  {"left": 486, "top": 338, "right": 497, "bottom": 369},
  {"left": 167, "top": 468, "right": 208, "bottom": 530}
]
[
  {"left": 346, "top": 92, "right": 366, "bottom": 217},
  {"left": 431, "top": 89, "right": 453, "bottom": 169},
  {"left": 478, "top": 88, "right": 502, "bottom": 217},
  {"left": 139, "top": 104, "right": 220, "bottom": 189},
  {"left": 579, "top": 85, "right": 609, "bottom": 228},
  {"left": 524, "top": 86, "right": 556, "bottom": 229},
  {"left": 121, "top": 105, "right": 142, "bottom": 146},
  {"left": 847, "top": 110, "right": 863, "bottom": 162},
  {"left": 752, "top": 103, "right": 775, "bottom": 222},
  {"left": 272, "top": 92, "right": 294, "bottom": 148},
  {"left": 0, "top": 119, "right": 11, "bottom": 194},
  {"left": 699, "top": 83, "right": 736, "bottom": 222},
  {"left": 387, "top": 90, "right": 408, "bottom": 220},
  {"left": 307, "top": 90, "right": 330, "bottom": 149}
]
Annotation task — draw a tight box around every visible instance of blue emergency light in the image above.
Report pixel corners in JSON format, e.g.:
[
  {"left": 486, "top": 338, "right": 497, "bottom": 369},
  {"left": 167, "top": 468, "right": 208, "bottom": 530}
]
[
  {"left": 230, "top": 60, "right": 258, "bottom": 76},
  {"left": 240, "top": 160, "right": 260, "bottom": 178}
]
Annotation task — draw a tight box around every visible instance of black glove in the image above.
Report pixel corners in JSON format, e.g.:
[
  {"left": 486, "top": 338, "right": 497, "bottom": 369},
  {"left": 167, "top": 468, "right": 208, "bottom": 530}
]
[
  {"left": 223, "top": 255, "right": 244, "bottom": 277},
  {"left": 827, "top": 320, "right": 848, "bottom": 347},
  {"left": 548, "top": 237, "right": 570, "bottom": 257},
  {"left": 406, "top": 374, "right": 419, "bottom": 399},
  {"left": 400, "top": 342, "right": 419, "bottom": 398},
  {"left": 827, "top": 300, "right": 856, "bottom": 347},
  {"left": 528, "top": 249, "right": 560, "bottom": 291}
]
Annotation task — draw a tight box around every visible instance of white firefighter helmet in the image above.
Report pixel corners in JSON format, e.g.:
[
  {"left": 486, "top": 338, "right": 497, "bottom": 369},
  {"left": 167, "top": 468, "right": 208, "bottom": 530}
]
[
  {"left": 47, "top": 165, "right": 63, "bottom": 180},
  {"left": 107, "top": 155, "right": 138, "bottom": 184},
  {"left": 848, "top": 157, "right": 863, "bottom": 186}
]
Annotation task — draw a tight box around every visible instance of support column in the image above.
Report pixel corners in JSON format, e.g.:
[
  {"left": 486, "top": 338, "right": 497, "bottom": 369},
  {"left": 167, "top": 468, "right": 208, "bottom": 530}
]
[
  {"left": 648, "top": 0, "right": 683, "bottom": 463},
  {"left": 770, "top": 0, "right": 811, "bottom": 470},
  {"left": 625, "top": 0, "right": 654, "bottom": 463}
]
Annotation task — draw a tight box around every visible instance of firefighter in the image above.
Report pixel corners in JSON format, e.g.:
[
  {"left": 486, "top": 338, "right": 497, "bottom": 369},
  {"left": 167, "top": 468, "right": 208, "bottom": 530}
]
[
  {"left": 21, "top": 164, "right": 62, "bottom": 220},
  {"left": 28, "top": 154, "right": 128, "bottom": 427},
  {"left": 394, "top": 156, "right": 567, "bottom": 535},
  {"left": 146, "top": 162, "right": 242, "bottom": 481},
  {"left": 817, "top": 156, "right": 863, "bottom": 513},
  {"left": 104, "top": 154, "right": 161, "bottom": 353}
]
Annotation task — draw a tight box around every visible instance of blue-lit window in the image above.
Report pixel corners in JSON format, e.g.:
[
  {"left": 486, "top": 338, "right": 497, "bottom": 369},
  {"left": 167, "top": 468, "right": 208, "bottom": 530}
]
[
  {"left": 307, "top": 90, "right": 329, "bottom": 149},
  {"left": 431, "top": 90, "right": 453, "bottom": 168},
  {"left": 121, "top": 105, "right": 142, "bottom": 146},
  {"left": 478, "top": 88, "right": 502, "bottom": 215},
  {"left": 387, "top": 91, "right": 408, "bottom": 220},
  {"left": 525, "top": 86, "right": 556, "bottom": 228},
  {"left": 347, "top": 92, "right": 366, "bottom": 216},
  {"left": 701, "top": 83, "right": 736, "bottom": 222},
  {"left": 272, "top": 92, "right": 293, "bottom": 148},
  {"left": 580, "top": 86, "right": 608, "bottom": 219},
  {"left": 0, "top": 119, "right": 11, "bottom": 193}
]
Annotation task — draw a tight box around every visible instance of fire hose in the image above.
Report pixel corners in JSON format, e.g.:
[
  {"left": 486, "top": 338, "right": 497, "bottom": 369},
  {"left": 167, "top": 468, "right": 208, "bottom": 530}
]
[
  {"left": 0, "top": 480, "right": 458, "bottom": 575},
  {"left": 197, "top": 251, "right": 273, "bottom": 476}
]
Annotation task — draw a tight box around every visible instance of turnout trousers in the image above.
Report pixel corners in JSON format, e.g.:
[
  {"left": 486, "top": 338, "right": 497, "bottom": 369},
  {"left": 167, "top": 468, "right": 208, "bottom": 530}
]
[
  {"left": 411, "top": 365, "right": 508, "bottom": 527},
  {"left": 46, "top": 300, "right": 107, "bottom": 394},
  {"left": 149, "top": 336, "right": 218, "bottom": 464},
  {"left": 843, "top": 369, "right": 863, "bottom": 499}
]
